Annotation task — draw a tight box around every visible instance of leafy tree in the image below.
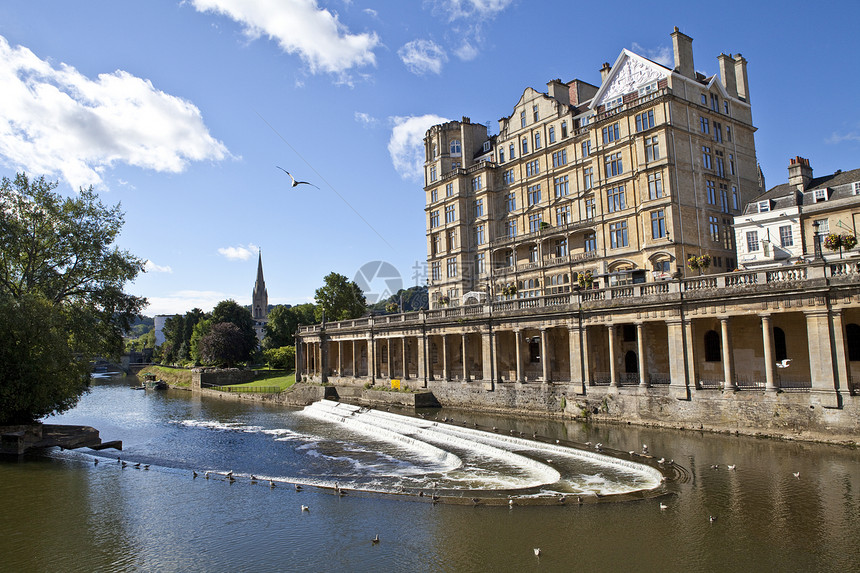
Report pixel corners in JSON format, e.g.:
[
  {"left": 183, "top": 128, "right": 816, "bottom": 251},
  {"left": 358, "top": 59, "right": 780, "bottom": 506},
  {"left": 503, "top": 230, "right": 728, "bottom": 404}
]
[
  {"left": 198, "top": 322, "right": 247, "bottom": 367},
  {"left": 211, "top": 299, "right": 257, "bottom": 360},
  {"left": 0, "top": 174, "right": 145, "bottom": 424},
  {"left": 263, "top": 303, "right": 316, "bottom": 349},
  {"left": 263, "top": 346, "right": 295, "bottom": 370},
  {"left": 314, "top": 272, "right": 367, "bottom": 322},
  {"left": 189, "top": 318, "right": 212, "bottom": 364},
  {"left": 369, "top": 285, "right": 429, "bottom": 314}
]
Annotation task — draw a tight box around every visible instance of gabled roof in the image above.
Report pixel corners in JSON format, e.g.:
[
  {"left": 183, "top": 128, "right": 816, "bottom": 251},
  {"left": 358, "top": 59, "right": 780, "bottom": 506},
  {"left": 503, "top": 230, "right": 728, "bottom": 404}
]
[
  {"left": 745, "top": 166, "right": 860, "bottom": 213},
  {"left": 591, "top": 49, "right": 672, "bottom": 109}
]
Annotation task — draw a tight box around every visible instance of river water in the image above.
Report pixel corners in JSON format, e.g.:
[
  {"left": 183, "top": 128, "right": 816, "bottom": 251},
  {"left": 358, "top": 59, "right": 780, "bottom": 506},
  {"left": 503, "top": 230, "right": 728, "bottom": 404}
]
[{"left": 1, "top": 375, "right": 858, "bottom": 572}]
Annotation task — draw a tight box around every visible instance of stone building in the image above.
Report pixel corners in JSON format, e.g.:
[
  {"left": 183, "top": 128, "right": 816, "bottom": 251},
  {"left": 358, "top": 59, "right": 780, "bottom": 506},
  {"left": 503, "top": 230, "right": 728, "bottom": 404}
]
[
  {"left": 424, "top": 27, "right": 759, "bottom": 309},
  {"left": 252, "top": 251, "right": 269, "bottom": 341},
  {"left": 734, "top": 156, "right": 860, "bottom": 267}
]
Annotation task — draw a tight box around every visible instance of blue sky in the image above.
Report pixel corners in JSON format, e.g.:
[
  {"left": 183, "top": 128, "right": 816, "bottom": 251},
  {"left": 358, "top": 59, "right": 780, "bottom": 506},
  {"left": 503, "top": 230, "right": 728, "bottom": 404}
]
[{"left": 1, "top": 0, "right": 858, "bottom": 316}]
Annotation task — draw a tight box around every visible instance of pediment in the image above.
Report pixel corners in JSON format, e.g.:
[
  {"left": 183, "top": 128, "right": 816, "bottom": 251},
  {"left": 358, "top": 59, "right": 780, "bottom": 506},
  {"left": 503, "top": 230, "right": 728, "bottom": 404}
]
[{"left": 592, "top": 50, "right": 671, "bottom": 108}]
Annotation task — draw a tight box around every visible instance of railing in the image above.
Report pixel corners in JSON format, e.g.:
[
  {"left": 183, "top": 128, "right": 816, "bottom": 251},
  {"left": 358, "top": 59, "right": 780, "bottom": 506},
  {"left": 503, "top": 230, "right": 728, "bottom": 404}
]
[
  {"left": 649, "top": 373, "right": 671, "bottom": 385},
  {"left": 735, "top": 377, "right": 766, "bottom": 391},
  {"left": 591, "top": 372, "right": 611, "bottom": 386},
  {"left": 698, "top": 379, "right": 723, "bottom": 390},
  {"left": 214, "top": 385, "right": 282, "bottom": 394},
  {"left": 776, "top": 375, "right": 812, "bottom": 392},
  {"left": 618, "top": 373, "right": 640, "bottom": 386}
]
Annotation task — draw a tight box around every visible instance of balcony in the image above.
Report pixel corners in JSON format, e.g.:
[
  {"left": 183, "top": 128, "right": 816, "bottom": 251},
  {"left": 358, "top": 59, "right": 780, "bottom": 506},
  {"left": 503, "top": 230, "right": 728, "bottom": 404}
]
[{"left": 490, "top": 217, "right": 599, "bottom": 249}]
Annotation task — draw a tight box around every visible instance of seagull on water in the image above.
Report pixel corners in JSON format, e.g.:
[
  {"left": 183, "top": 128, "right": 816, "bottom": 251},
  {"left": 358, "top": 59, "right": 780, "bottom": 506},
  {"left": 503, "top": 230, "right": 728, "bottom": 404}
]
[
  {"left": 94, "top": 458, "right": 99, "bottom": 465},
  {"left": 793, "top": 472, "right": 800, "bottom": 479},
  {"left": 727, "top": 464, "right": 737, "bottom": 471},
  {"left": 534, "top": 548, "right": 541, "bottom": 557},
  {"left": 659, "top": 502, "right": 668, "bottom": 510},
  {"left": 295, "top": 483, "right": 303, "bottom": 491},
  {"left": 709, "top": 515, "right": 718, "bottom": 522},
  {"left": 277, "top": 166, "right": 319, "bottom": 189},
  {"left": 301, "top": 505, "right": 309, "bottom": 512},
  {"left": 372, "top": 534, "right": 380, "bottom": 544}
]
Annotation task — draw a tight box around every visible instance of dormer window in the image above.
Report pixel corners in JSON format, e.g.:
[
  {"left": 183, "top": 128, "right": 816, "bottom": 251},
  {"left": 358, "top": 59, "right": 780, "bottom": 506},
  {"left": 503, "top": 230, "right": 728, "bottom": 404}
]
[
  {"left": 757, "top": 200, "right": 771, "bottom": 213},
  {"left": 813, "top": 188, "right": 829, "bottom": 203},
  {"left": 605, "top": 96, "right": 623, "bottom": 110},
  {"left": 482, "top": 140, "right": 491, "bottom": 153},
  {"left": 853, "top": 182, "right": 860, "bottom": 195},
  {"left": 638, "top": 81, "right": 658, "bottom": 96}
]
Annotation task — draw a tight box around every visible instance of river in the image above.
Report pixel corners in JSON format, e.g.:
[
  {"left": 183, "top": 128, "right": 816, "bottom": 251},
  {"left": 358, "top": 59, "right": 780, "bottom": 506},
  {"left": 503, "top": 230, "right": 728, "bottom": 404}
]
[{"left": 1, "top": 375, "right": 858, "bottom": 572}]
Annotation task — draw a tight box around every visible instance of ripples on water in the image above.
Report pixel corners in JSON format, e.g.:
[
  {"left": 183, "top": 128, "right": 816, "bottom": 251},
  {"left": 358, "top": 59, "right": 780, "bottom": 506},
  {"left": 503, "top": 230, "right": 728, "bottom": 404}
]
[{"left": 1, "top": 377, "right": 858, "bottom": 572}]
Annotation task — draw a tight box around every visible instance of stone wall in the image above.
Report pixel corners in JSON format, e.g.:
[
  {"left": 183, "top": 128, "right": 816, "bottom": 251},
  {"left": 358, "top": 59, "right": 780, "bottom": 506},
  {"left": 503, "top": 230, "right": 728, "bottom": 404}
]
[{"left": 191, "top": 368, "right": 255, "bottom": 390}]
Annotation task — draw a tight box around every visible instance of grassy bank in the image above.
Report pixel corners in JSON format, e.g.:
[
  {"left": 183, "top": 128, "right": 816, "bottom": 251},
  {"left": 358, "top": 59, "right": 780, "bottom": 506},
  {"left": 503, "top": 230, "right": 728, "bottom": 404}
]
[
  {"left": 216, "top": 370, "right": 297, "bottom": 393},
  {"left": 141, "top": 365, "right": 193, "bottom": 388}
]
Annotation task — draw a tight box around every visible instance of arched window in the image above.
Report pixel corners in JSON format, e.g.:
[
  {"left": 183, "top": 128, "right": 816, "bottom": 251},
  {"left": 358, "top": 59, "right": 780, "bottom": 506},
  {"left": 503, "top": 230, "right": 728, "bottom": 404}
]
[
  {"left": 774, "top": 327, "right": 787, "bottom": 362},
  {"left": 625, "top": 351, "right": 638, "bottom": 373},
  {"left": 704, "top": 330, "right": 721, "bottom": 362},
  {"left": 450, "top": 139, "right": 461, "bottom": 155},
  {"left": 847, "top": 324, "right": 860, "bottom": 361}
]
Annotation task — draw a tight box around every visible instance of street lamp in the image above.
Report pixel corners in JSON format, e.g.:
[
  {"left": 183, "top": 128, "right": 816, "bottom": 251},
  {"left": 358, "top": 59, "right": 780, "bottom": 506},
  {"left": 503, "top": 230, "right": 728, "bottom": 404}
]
[{"left": 812, "top": 221, "right": 821, "bottom": 260}]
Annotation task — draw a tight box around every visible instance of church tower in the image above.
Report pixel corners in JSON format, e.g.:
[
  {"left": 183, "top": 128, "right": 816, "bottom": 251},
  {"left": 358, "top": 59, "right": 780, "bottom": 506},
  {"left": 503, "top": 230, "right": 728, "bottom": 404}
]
[{"left": 252, "top": 250, "right": 269, "bottom": 341}]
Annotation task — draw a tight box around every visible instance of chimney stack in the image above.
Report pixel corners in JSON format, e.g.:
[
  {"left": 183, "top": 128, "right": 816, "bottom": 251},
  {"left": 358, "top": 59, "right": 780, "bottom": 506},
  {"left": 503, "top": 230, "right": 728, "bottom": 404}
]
[
  {"left": 788, "top": 156, "right": 813, "bottom": 192},
  {"left": 599, "top": 62, "right": 612, "bottom": 83},
  {"left": 671, "top": 27, "right": 695, "bottom": 79},
  {"left": 734, "top": 54, "right": 749, "bottom": 102},
  {"left": 546, "top": 79, "right": 570, "bottom": 106},
  {"left": 718, "top": 53, "right": 738, "bottom": 98}
]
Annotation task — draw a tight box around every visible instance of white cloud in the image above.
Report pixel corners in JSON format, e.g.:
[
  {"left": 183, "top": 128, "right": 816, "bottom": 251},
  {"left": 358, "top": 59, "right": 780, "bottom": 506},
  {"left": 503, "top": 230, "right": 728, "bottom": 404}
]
[
  {"left": 217, "top": 243, "right": 259, "bottom": 261},
  {"left": 826, "top": 131, "right": 860, "bottom": 144},
  {"left": 354, "top": 111, "right": 377, "bottom": 127},
  {"left": 455, "top": 41, "right": 479, "bottom": 62},
  {"left": 144, "top": 260, "right": 173, "bottom": 273},
  {"left": 0, "top": 36, "right": 229, "bottom": 190},
  {"left": 145, "top": 290, "right": 236, "bottom": 315},
  {"left": 631, "top": 42, "right": 673, "bottom": 68},
  {"left": 190, "top": 0, "right": 380, "bottom": 76},
  {"left": 439, "top": 0, "right": 512, "bottom": 20},
  {"left": 363, "top": 8, "right": 378, "bottom": 18},
  {"left": 388, "top": 114, "right": 449, "bottom": 180},
  {"left": 398, "top": 39, "right": 448, "bottom": 75}
]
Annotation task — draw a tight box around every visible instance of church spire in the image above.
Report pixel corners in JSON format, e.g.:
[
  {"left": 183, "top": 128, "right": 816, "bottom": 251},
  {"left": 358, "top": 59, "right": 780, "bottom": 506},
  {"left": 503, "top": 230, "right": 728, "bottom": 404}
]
[{"left": 252, "top": 250, "right": 268, "bottom": 321}]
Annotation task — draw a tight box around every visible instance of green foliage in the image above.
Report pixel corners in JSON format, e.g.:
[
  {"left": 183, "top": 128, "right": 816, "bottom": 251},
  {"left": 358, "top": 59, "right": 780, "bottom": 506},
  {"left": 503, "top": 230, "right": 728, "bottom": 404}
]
[
  {"left": 263, "top": 303, "right": 316, "bottom": 350},
  {"left": 369, "top": 285, "right": 429, "bottom": 314},
  {"left": 211, "top": 299, "right": 257, "bottom": 360},
  {"left": 314, "top": 272, "right": 367, "bottom": 322},
  {"left": 189, "top": 318, "right": 212, "bottom": 364},
  {"left": 263, "top": 346, "right": 296, "bottom": 370},
  {"left": 159, "top": 307, "right": 207, "bottom": 365},
  {"left": 0, "top": 173, "right": 145, "bottom": 423},
  {"left": 197, "top": 322, "right": 247, "bottom": 367}
]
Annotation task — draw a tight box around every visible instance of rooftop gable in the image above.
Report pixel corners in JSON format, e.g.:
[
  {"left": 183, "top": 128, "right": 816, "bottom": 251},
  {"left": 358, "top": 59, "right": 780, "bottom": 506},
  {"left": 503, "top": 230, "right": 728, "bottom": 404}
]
[{"left": 591, "top": 49, "right": 671, "bottom": 109}]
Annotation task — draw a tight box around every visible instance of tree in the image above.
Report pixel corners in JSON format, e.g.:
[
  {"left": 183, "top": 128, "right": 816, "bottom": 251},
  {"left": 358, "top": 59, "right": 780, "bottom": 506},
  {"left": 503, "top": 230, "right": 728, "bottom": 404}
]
[
  {"left": 0, "top": 174, "right": 145, "bottom": 424},
  {"left": 198, "top": 322, "right": 247, "bottom": 367},
  {"left": 211, "top": 299, "right": 257, "bottom": 360},
  {"left": 263, "top": 346, "right": 295, "bottom": 370},
  {"left": 314, "top": 272, "right": 367, "bottom": 322},
  {"left": 263, "top": 303, "right": 316, "bottom": 349}
]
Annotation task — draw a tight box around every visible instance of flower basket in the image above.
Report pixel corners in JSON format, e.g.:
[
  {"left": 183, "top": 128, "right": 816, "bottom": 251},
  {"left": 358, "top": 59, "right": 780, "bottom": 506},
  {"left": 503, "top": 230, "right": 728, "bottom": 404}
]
[
  {"left": 438, "top": 295, "right": 450, "bottom": 306},
  {"left": 577, "top": 270, "right": 594, "bottom": 289},
  {"left": 687, "top": 254, "right": 711, "bottom": 271}
]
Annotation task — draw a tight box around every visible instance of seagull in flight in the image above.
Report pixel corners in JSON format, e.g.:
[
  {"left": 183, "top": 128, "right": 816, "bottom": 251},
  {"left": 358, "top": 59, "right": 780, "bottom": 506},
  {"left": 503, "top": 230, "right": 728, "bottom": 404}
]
[
  {"left": 276, "top": 166, "right": 319, "bottom": 189},
  {"left": 776, "top": 358, "right": 792, "bottom": 368}
]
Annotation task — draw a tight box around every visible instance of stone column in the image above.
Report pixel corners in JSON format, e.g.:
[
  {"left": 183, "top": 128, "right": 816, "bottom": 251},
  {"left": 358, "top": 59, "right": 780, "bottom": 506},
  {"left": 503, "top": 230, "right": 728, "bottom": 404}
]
[
  {"left": 581, "top": 325, "right": 591, "bottom": 387},
  {"left": 607, "top": 325, "right": 618, "bottom": 387},
  {"left": 295, "top": 340, "right": 304, "bottom": 379},
  {"left": 684, "top": 319, "right": 696, "bottom": 390},
  {"left": 417, "top": 332, "right": 427, "bottom": 387},
  {"left": 385, "top": 339, "right": 392, "bottom": 379},
  {"left": 514, "top": 329, "right": 524, "bottom": 383},
  {"left": 462, "top": 333, "right": 470, "bottom": 382},
  {"left": 482, "top": 331, "right": 493, "bottom": 383},
  {"left": 540, "top": 328, "right": 550, "bottom": 383},
  {"left": 320, "top": 339, "right": 329, "bottom": 384},
  {"left": 337, "top": 341, "right": 343, "bottom": 378},
  {"left": 401, "top": 336, "right": 409, "bottom": 379},
  {"left": 367, "top": 334, "right": 376, "bottom": 383},
  {"left": 568, "top": 325, "right": 584, "bottom": 389},
  {"left": 637, "top": 323, "right": 648, "bottom": 387},
  {"left": 830, "top": 310, "right": 848, "bottom": 393},
  {"left": 442, "top": 334, "right": 450, "bottom": 381},
  {"left": 720, "top": 317, "right": 736, "bottom": 390},
  {"left": 761, "top": 315, "right": 777, "bottom": 391},
  {"left": 806, "top": 310, "right": 841, "bottom": 406},
  {"left": 351, "top": 340, "right": 357, "bottom": 378},
  {"left": 666, "top": 320, "right": 689, "bottom": 399}
]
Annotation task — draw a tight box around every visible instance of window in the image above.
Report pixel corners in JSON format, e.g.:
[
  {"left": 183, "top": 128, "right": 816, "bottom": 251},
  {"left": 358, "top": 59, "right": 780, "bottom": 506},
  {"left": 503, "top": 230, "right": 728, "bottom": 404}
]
[
  {"left": 605, "top": 96, "right": 623, "bottom": 110},
  {"left": 446, "top": 182, "right": 454, "bottom": 197},
  {"left": 636, "top": 110, "right": 654, "bottom": 132},
  {"left": 556, "top": 205, "right": 571, "bottom": 226},
  {"left": 706, "top": 180, "right": 716, "bottom": 205},
  {"left": 471, "top": 176, "right": 482, "bottom": 191},
  {"left": 503, "top": 169, "right": 514, "bottom": 184},
  {"left": 700, "top": 117, "right": 710, "bottom": 134},
  {"left": 746, "top": 230, "right": 759, "bottom": 252},
  {"left": 522, "top": 138, "right": 529, "bottom": 154},
  {"left": 431, "top": 261, "right": 441, "bottom": 280},
  {"left": 533, "top": 105, "right": 539, "bottom": 122},
  {"left": 847, "top": 324, "right": 860, "bottom": 361},
  {"left": 779, "top": 225, "right": 793, "bottom": 247},
  {"left": 709, "top": 216, "right": 720, "bottom": 242},
  {"left": 451, "top": 161, "right": 460, "bottom": 171},
  {"left": 645, "top": 136, "right": 660, "bottom": 161},
  {"left": 526, "top": 159, "right": 540, "bottom": 177},
  {"left": 729, "top": 154, "right": 735, "bottom": 176},
  {"left": 527, "top": 184, "right": 541, "bottom": 206},
  {"left": 552, "top": 149, "right": 567, "bottom": 167},
  {"left": 447, "top": 229, "right": 456, "bottom": 250},
  {"left": 509, "top": 144, "right": 515, "bottom": 160},
  {"left": 528, "top": 214, "right": 542, "bottom": 233},
  {"left": 483, "top": 140, "right": 491, "bottom": 153},
  {"left": 585, "top": 196, "right": 596, "bottom": 219},
  {"left": 447, "top": 257, "right": 457, "bottom": 278},
  {"left": 814, "top": 188, "right": 829, "bottom": 203},
  {"left": 639, "top": 81, "right": 658, "bottom": 95},
  {"left": 474, "top": 198, "right": 484, "bottom": 217},
  {"left": 582, "top": 140, "right": 591, "bottom": 157},
  {"left": 607, "top": 185, "right": 626, "bottom": 212},
  {"left": 498, "top": 148, "right": 505, "bottom": 163},
  {"left": 732, "top": 186, "right": 739, "bottom": 210},
  {"left": 654, "top": 260, "right": 670, "bottom": 274},
  {"left": 602, "top": 123, "right": 620, "bottom": 144},
  {"left": 549, "top": 126, "right": 556, "bottom": 144},
  {"left": 554, "top": 175, "right": 569, "bottom": 197},
  {"left": 648, "top": 172, "right": 663, "bottom": 199},
  {"left": 505, "top": 192, "right": 516, "bottom": 213},
  {"left": 445, "top": 204, "right": 456, "bottom": 223},
  {"left": 723, "top": 218, "right": 733, "bottom": 249},
  {"left": 475, "top": 225, "right": 485, "bottom": 245},
  {"left": 714, "top": 121, "right": 723, "bottom": 143},
  {"left": 757, "top": 200, "right": 770, "bottom": 213},
  {"left": 520, "top": 110, "right": 526, "bottom": 128},
  {"left": 704, "top": 330, "right": 721, "bottom": 362},
  {"left": 504, "top": 250, "right": 514, "bottom": 267},
  {"left": 584, "top": 232, "right": 596, "bottom": 252},
  {"left": 432, "top": 233, "right": 441, "bottom": 255},
  {"left": 505, "top": 219, "right": 517, "bottom": 238},
  {"left": 430, "top": 188, "right": 437, "bottom": 203},
  {"left": 726, "top": 125, "right": 732, "bottom": 142},
  {"left": 450, "top": 139, "right": 461, "bottom": 155},
  {"left": 583, "top": 167, "right": 594, "bottom": 189},
  {"left": 430, "top": 210, "right": 439, "bottom": 228},
  {"left": 702, "top": 146, "right": 712, "bottom": 169},
  {"left": 854, "top": 182, "right": 860, "bottom": 195},
  {"left": 476, "top": 253, "right": 485, "bottom": 274},
  {"left": 605, "top": 152, "right": 623, "bottom": 177},
  {"left": 716, "top": 151, "right": 725, "bottom": 178},
  {"left": 561, "top": 121, "right": 568, "bottom": 138},
  {"left": 720, "top": 184, "right": 729, "bottom": 213},
  {"left": 528, "top": 244, "right": 539, "bottom": 262},
  {"left": 610, "top": 221, "right": 628, "bottom": 248},
  {"left": 429, "top": 165, "right": 437, "bottom": 182},
  {"left": 554, "top": 238, "right": 568, "bottom": 257},
  {"left": 534, "top": 132, "right": 542, "bottom": 150},
  {"left": 815, "top": 219, "right": 830, "bottom": 234},
  {"left": 701, "top": 93, "right": 708, "bottom": 105},
  {"left": 651, "top": 209, "right": 666, "bottom": 239},
  {"left": 431, "top": 144, "right": 437, "bottom": 159}
]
